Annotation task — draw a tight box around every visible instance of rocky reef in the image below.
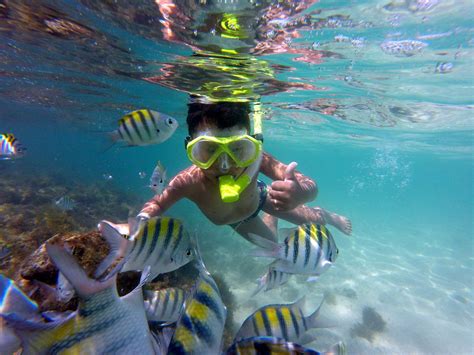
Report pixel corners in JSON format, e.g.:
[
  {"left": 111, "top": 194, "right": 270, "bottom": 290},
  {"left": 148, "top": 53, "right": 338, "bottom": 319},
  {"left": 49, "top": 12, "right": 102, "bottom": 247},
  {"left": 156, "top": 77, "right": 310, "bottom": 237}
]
[
  {"left": 1, "top": 168, "right": 238, "bottom": 346},
  {"left": 0, "top": 169, "right": 140, "bottom": 281}
]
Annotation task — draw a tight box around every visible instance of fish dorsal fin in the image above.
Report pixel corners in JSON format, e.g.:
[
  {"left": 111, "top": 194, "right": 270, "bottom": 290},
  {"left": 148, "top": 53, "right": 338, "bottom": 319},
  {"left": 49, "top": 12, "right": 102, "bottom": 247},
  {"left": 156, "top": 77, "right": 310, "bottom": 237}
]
[
  {"left": 46, "top": 242, "right": 115, "bottom": 297},
  {"left": 305, "top": 297, "right": 336, "bottom": 330},
  {"left": 95, "top": 220, "right": 133, "bottom": 279}
]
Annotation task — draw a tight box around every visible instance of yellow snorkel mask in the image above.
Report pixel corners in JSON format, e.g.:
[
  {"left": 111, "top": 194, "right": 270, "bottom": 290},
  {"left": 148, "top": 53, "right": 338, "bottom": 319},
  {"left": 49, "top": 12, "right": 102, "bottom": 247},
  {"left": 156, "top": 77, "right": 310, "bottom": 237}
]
[
  {"left": 186, "top": 134, "right": 262, "bottom": 169},
  {"left": 185, "top": 101, "right": 264, "bottom": 203}
]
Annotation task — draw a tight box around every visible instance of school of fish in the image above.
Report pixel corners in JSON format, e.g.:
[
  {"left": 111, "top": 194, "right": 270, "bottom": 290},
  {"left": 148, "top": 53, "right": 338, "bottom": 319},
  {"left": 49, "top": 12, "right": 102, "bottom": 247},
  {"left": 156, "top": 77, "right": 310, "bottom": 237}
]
[
  {"left": 0, "top": 218, "right": 345, "bottom": 354},
  {"left": 1, "top": 110, "right": 346, "bottom": 354}
]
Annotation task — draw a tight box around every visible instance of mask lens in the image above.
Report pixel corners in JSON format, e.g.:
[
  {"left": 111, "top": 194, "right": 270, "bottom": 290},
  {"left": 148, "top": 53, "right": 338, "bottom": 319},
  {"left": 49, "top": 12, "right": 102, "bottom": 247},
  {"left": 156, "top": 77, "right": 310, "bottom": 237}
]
[
  {"left": 228, "top": 138, "right": 257, "bottom": 165},
  {"left": 191, "top": 140, "right": 220, "bottom": 165}
]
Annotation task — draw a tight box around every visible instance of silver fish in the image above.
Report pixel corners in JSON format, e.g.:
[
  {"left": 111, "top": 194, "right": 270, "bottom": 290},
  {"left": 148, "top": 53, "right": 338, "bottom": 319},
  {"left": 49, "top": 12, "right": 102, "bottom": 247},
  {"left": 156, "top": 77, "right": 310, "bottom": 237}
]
[
  {"left": 54, "top": 196, "right": 76, "bottom": 211},
  {"left": 380, "top": 40, "right": 427, "bottom": 57},
  {"left": 384, "top": 0, "right": 439, "bottom": 13},
  {"left": 435, "top": 62, "right": 453, "bottom": 74},
  {"left": 111, "top": 109, "right": 178, "bottom": 147},
  {"left": 234, "top": 297, "right": 328, "bottom": 345},
  {"left": 0, "top": 239, "right": 158, "bottom": 354},
  {"left": 97, "top": 216, "right": 194, "bottom": 281},
  {"left": 144, "top": 287, "right": 186, "bottom": 323},
  {"left": 149, "top": 161, "right": 167, "bottom": 194},
  {"left": 168, "top": 242, "right": 227, "bottom": 354},
  {"left": 0, "top": 133, "right": 25, "bottom": 160},
  {"left": 249, "top": 224, "right": 338, "bottom": 276}
]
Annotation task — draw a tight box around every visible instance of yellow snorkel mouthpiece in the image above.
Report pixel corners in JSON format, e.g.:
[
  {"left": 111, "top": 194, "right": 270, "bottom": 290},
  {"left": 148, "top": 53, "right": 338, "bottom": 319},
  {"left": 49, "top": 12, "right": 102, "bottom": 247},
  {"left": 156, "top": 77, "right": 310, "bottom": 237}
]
[{"left": 218, "top": 174, "right": 251, "bottom": 203}]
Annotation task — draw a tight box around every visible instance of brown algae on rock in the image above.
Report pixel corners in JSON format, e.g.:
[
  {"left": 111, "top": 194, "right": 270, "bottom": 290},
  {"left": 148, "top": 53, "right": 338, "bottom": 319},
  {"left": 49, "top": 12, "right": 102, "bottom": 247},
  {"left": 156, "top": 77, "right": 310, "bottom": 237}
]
[{"left": 0, "top": 169, "right": 139, "bottom": 280}]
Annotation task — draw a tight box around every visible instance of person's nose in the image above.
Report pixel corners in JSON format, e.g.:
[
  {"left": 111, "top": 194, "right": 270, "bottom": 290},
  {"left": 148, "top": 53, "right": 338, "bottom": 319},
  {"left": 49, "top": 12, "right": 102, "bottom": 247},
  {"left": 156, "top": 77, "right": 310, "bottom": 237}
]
[{"left": 218, "top": 153, "right": 231, "bottom": 173}]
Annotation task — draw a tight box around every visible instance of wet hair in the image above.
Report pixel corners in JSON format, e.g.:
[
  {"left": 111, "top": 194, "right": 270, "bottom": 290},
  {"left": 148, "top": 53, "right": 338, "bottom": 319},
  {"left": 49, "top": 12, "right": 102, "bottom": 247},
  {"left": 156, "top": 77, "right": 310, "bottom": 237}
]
[{"left": 186, "top": 101, "right": 251, "bottom": 137}]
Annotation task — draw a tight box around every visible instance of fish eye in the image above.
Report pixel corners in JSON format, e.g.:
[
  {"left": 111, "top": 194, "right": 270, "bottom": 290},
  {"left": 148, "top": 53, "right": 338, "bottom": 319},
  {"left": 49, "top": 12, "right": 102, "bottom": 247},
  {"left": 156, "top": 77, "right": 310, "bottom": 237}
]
[
  {"left": 156, "top": 128, "right": 160, "bottom": 133},
  {"left": 186, "top": 249, "right": 191, "bottom": 256},
  {"left": 168, "top": 118, "right": 173, "bottom": 125},
  {"left": 170, "top": 257, "right": 174, "bottom": 262}
]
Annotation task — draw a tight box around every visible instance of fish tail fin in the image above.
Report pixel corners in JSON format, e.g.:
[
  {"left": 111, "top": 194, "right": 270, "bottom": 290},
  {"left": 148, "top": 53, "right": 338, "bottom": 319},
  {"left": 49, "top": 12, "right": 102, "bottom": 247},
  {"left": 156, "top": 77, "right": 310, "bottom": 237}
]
[
  {"left": 0, "top": 275, "right": 39, "bottom": 353},
  {"left": 95, "top": 220, "right": 133, "bottom": 279},
  {"left": 121, "top": 266, "right": 151, "bottom": 305},
  {"left": 306, "top": 296, "right": 324, "bottom": 328},
  {"left": 306, "top": 296, "right": 335, "bottom": 330},
  {"left": 247, "top": 233, "right": 280, "bottom": 258},
  {"left": 46, "top": 240, "right": 115, "bottom": 297},
  {"left": 87, "top": 128, "right": 119, "bottom": 153},
  {"left": 249, "top": 248, "right": 280, "bottom": 258},
  {"left": 0, "top": 274, "right": 38, "bottom": 316},
  {"left": 251, "top": 274, "right": 266, "bottom": 297},
  {"left": 293, "top": 294, "right": 306, "bottom": 310},
  {"left": 324, "top": 341, "right": 347, "bottom": 355},
  {"left": 100, "top": 132, "right": 118, "bottom": 153}
]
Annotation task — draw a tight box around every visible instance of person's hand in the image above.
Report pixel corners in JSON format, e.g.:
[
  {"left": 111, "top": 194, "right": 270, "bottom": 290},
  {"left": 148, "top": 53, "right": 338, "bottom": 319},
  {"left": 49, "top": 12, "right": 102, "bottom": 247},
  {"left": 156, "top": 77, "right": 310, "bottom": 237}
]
[{"left": 268, "top": 162, "right": 306, "bottom": 211}]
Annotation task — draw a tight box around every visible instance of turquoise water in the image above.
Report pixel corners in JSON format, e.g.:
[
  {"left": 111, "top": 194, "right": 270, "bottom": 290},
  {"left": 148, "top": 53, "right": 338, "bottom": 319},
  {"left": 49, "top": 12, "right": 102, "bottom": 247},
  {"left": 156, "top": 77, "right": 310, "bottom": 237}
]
[{"left": 1, "top": 0, "right": 473, "bottom": 353}]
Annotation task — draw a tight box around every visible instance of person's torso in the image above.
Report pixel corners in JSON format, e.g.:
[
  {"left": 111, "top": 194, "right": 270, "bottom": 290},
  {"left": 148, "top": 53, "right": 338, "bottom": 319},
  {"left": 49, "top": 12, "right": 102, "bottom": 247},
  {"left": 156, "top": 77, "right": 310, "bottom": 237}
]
[{"left": 189, "top": 175, "right": 260, "bottom": 225}]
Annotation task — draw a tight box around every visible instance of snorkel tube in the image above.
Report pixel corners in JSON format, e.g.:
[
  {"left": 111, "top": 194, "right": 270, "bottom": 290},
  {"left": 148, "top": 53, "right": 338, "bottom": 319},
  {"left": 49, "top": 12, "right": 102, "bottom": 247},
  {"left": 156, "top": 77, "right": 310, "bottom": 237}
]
[{"left": 219, "top": 101, "right": 263, "bottom": 203}]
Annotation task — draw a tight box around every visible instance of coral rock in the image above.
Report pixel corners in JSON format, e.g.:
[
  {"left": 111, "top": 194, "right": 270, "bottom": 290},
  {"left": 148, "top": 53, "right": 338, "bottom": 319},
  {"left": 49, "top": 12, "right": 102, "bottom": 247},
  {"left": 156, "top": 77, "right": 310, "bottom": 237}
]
[{"left": 20, "top": 230, "right": 109, "bottom": 285}]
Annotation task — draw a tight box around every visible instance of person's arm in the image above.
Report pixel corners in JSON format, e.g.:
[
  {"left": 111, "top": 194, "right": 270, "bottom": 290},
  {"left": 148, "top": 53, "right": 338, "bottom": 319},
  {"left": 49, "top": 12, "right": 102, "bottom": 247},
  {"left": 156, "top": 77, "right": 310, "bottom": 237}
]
[
  {"left": 260, "top": 152, "right": 318, "bottom": 211},
  {"left": 138, "top": 170, "right": 192, "bottom": 219}
]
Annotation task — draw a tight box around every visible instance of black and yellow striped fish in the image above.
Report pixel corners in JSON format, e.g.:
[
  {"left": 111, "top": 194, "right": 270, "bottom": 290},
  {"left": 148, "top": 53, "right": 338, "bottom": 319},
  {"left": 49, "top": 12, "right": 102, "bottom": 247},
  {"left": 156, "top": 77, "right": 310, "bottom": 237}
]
[
  {"left": 97, "top": 217, "right": 194, "bottom": 281},
  {"left": 0, "top": 240, "right": 158, "bottom": 354},
  {"left": 168, "top": 245, "right": 227, "bottom": 354},
  {"left": 0, "top": 133, "right": 25, "bottom": 160},
  {"left": 226, "top": 336, "right": 346, "bottom": 355},
  {"left": 234, "top": 297, "right": 327, "bottom": 345},
  {"left": 252, "top": 266, "right": 291, "bottom": 296},
  {"left": 144, "top": 287, "right": 186, "bottom": 323},
  {"left": 249, "top": 224, "right": 338, "bottom": 276},
  {"left": 112, "top": 109, "right": 178, "bottom": 146}
]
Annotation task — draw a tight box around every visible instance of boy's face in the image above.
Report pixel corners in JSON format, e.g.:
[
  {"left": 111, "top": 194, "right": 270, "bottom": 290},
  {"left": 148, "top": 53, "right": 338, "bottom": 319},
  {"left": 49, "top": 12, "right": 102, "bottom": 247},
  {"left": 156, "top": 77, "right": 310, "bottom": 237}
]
[{"left": 193, "top": 124, "right": 248, "bottom": 179}]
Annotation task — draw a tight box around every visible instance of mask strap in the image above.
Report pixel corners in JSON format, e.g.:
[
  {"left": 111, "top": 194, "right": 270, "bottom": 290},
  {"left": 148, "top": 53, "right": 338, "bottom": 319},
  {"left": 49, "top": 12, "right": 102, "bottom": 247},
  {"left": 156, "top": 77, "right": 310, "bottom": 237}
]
[{"left": 184, "top": 136, "right": 192, "bottom": 149}]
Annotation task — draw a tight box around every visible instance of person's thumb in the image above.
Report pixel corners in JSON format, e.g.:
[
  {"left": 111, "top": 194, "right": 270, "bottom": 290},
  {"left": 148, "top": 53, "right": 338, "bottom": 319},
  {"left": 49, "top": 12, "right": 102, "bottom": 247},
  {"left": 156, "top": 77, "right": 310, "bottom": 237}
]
[{"left": 284, "top": 162, "right": 298, "bottom": 181}]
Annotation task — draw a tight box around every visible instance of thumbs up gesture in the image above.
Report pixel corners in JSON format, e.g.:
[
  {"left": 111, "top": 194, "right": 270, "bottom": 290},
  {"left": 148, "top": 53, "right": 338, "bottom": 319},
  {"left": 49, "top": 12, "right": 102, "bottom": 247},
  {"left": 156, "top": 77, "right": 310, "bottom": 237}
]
[{"left": 269, "top": 162, "right": 306, "bottom": 211}]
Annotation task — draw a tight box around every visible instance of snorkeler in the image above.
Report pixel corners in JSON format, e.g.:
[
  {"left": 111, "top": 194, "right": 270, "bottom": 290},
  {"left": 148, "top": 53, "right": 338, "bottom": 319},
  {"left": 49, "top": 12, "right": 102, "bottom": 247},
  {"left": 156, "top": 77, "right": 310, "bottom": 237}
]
[{"left": 137, "top": 100, "right": 351, "bottom": 243}]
